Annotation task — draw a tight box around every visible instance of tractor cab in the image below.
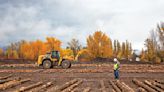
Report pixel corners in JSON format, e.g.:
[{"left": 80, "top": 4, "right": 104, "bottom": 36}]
[{"left": 51, "top": 51, "right": 60, "bottom": 59}]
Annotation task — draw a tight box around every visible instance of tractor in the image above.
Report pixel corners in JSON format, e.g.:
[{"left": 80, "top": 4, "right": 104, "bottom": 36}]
[{"left": 37, "top": 50, "right": 71, "bottom": 69}]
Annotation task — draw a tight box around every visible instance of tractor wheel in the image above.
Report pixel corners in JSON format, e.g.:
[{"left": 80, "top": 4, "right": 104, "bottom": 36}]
[
  {"left": 61, "top": 60, "right": 71, "bottom": 69},
  {"left": 43, "top": 60, "right": 52, "bottom": 69}
]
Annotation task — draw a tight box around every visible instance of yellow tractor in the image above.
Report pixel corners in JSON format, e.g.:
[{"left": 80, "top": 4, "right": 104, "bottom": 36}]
[{"left": 37, "top": 50, "right": 71, "bottom": 69}]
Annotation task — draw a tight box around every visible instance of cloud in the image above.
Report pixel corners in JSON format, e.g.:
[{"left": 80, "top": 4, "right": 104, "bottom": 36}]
[{"left": 0, "top": 0, "right": 164, "bottom": 50}]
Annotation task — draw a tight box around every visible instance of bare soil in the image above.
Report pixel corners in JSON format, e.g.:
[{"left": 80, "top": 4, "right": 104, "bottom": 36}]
[{"left": 0, "top": 60, "right": 164, "bottom": 92}]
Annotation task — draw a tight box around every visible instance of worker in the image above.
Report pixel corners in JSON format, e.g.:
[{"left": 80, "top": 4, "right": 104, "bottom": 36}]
[{"left": 113, "top": 58, "right": 120, "bottom": 79}]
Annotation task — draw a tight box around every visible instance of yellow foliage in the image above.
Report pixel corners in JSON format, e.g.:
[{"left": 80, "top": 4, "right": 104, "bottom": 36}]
[
  {"left": 0, "top": 48, "right": 3, "bottom": 56},
  {"left": 13, "top": 50, "right": 19, "bottom": 59},
  {"left": 19, "top": 37, "right": 62, "bottom": 60},
  {"left": 5, "top": 48, "right": 19, "bottom": 59},
  {"left": 77, "top": 49, "right": 91, "bottom": 61},
  {"left": 155, "top": 57, "right": 161, "bottom": 64},
  {"left": 87, "top": 31, "right": 113, "bottom": 59},
  {"left": 46, "top": 37, "right": 61, "bottom": 51},
  {"left": 60, "top": 49, "right": 73, "bottom": 57},
  {"left": 20, "top": 42, "right": 33, "bottom": 59},
  {"left": 117, "top": 51, "right": 122, "bottom": 59}
]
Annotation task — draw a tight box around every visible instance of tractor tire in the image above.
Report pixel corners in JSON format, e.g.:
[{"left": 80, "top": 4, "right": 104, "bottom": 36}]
[
  {"left": 43, "top": 60, "right": 52, "bottom": 69},
  {"left": 61, "top": 60, "right": 71, "bottom": 69}
]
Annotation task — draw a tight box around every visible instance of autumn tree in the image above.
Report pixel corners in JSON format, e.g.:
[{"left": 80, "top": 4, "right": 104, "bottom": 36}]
[
  {"left": 19, "top": 37, "right": 61, "bottom": 60},
  {"left": 125, "top": 40, "right": 129, "bottom": 57},
  {"left": 0, "top": 48, "right": 4, "bottom": 58},
  {"left": 46, "top": 37, "right": 61, "bottom": 51},
  {"left": 113, "top": 40, "right": 117, "bottom": 56},
  {"left": 143, "top": 22, "right": 164, "bottom": 63},
  {"left": 125, "top": 40, "right": 132, "bottom": 59},
  {"left": 5, "top": 48, "right": 19, "bottom": 59},
  {"left": 67, "top": 38, "right": 82, "bottom": 59},
  {"left": 113, "top": 40, "right": 124, "bottom": 59},
  {"left": 5, "top": 42, "right": 20, "bottom": 59},
  {"left": 31, "top": 40, "right": 46, "bottom": 60},
  {"left": 157, "top": 22, "right": 164, "bottom": 50},
  {"left": 116, "top": 40, "right": 121, "bottom": 58},
  {"left": 156, "top": 22, "right": 164, "bottom": 61},
  {"left": 114, "top": 40, "right": 132, "bottom": 59},
  {"left": 144, "top": 38, "right": 156, "bottom": 61},
  {"left": 19, "top": 40, "right": 28, "bottom": 58},
  {"left": 4, "top": 37, "right": 62, "bottom": 60},
  {"left": 3, "top": 40, "right": 27, "bottom": 59},
  {"left": 140, "top": 48, "right": 148, "bottom": 62},
  {"left": 121, "top": 42, "right": 126, "bottom": 58},
  {"left": 87, "top": 31, "right": 113, "bottom": 59},
  {"left": 19, "top": 41, "right": 34, "bottom": 59}
]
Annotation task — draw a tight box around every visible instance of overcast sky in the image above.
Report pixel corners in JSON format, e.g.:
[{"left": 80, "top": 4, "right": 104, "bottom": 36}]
[{"left": 0, "top": 0, "right": 164, "bottom": 50}]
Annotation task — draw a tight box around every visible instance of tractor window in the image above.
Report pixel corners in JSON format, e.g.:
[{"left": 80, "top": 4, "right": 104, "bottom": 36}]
[
  {"left": 51, "top": 51, "right": 60, "bottom": 59},
  {"left": 51, "top": 51, "right": 56, "bottom": 58},
  {"left": 57, "top": 52, "right": 60, "bottom": 58}
]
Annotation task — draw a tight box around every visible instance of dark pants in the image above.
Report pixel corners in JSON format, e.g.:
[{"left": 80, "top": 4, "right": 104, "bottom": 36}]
[{"left": 114, "top": 70, "right": 119, "bottom": 79}]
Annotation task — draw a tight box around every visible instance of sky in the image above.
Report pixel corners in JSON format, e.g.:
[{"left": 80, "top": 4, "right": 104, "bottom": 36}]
[{"left": 0, "top": 0, "right": 164, "bottom": 50}]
